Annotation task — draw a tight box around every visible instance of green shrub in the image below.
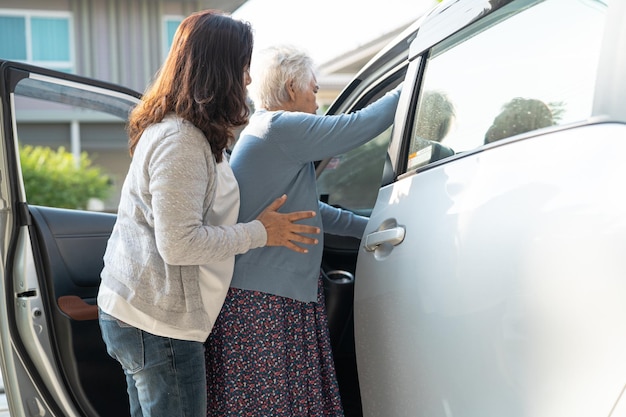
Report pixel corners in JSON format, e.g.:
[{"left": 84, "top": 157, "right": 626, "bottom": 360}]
[{"left": 20, "top": 145, "right": 111, "bottom": 210}]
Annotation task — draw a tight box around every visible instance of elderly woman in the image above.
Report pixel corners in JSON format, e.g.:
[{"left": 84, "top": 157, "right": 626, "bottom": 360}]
[{"left": 204, "top": 44, "right": 402, "bottom": 417}]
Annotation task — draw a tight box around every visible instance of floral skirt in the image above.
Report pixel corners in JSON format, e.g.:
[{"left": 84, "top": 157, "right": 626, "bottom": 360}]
[{"left": 204, "top": 275, "right": 344, "bottom": 417}]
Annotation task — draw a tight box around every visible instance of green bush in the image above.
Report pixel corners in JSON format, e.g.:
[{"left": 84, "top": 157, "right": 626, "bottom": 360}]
[{"left": 20, "top": 145, "right": 112, "bottom": 210}]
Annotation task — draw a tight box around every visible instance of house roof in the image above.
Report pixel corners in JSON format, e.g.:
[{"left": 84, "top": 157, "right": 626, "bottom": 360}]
[{"left": 316, "top": 21, "right": 415, "bottom": 105}]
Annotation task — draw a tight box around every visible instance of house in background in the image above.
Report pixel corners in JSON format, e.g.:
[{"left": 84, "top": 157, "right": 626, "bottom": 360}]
[
  {"left": 316, "top": 21, "right": 415, "bottom": 109},
  {"left": 0, "top": 0, "right": 411, "bottom": 210},
  {"left": 0, "top": 0, "right": 247, "bottom": 210}
]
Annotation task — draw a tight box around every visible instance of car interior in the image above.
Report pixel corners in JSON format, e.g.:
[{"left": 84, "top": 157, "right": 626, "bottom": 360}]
[{"left": 315, "top": 72, "right": 426, "bottom": 416}]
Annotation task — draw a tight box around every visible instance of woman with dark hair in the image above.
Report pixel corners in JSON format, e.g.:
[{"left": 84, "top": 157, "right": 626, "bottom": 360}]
[{"left": 97, "top": 12, "right": 319, "bottom": 417}]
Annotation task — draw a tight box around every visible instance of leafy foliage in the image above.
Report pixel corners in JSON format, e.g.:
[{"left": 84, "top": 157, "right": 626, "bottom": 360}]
[{"left": 20, "top": 145, "right": 111, "bottom": 210}]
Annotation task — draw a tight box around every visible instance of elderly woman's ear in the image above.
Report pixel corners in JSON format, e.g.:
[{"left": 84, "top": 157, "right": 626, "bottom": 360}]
[{"left": 287, "top": 80, "right": 297, "bottom": 101}]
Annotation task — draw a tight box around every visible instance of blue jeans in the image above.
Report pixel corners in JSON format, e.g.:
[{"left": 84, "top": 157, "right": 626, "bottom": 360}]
[{"left": 99, "top": 310, "right": 206, "bottom": 417}]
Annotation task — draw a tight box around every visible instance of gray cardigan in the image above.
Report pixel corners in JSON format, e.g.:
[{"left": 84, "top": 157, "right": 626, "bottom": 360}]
[{"left": 99, "top": 114, "right": 266, "bottom": 335}]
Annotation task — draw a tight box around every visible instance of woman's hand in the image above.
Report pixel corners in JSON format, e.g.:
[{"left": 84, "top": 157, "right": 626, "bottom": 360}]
[{"left": 256, "top": 195, "right": 320, "bottom": 253}]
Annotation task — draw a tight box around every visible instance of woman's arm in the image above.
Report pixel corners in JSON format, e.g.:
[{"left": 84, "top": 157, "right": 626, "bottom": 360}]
[
  {"left": 274, "top": 85, "right": 402, "bottom": 163},
  {"left": 318, "top": 201, "right": 368, "bottom": 239}
]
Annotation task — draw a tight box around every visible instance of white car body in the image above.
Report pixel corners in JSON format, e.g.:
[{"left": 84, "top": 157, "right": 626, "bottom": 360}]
[{"left": 1, "top": 0, "right": 625, "bottom": 416}]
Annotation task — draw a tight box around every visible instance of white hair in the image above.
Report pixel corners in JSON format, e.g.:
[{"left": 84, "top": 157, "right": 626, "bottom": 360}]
[{"left": 248, "top": 44, "right": 316, "bottom": 110}]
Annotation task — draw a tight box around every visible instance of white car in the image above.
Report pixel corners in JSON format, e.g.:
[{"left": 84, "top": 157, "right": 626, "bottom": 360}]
[{"left": 1, "top": 0, "right": 625, "bottom": 416}]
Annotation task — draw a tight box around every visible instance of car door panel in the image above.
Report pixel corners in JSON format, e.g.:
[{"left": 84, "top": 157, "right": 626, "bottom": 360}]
[
  {"left": 355, "top": 125, "right": 626, "bottom": 416},
  {"left": 28, "top": 205, "right": 129, "bottom": 416},
  {"left": 29, "top": 206, "right": 114, "bottom": 300}
]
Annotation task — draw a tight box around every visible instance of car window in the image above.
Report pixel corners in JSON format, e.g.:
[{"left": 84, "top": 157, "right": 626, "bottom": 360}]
[
  {"left": 10, "top": 74, "right": 137, "bottom": 212},
  {"left": 406, "top": 0, "right": 607, "bottom": 172},
  {"left": 316, "top": 77, "right": 403, "bottom": 215}
]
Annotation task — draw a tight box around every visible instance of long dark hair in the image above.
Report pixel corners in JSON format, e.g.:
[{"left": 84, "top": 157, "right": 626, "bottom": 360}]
[{"left": 128, "top": 10, "right": 253, "bottom": 162}]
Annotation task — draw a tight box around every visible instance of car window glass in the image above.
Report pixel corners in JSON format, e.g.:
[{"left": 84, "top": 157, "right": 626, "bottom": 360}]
[
  {"left": 11, "top": 75, "right": 136, "bottom": 212},
  {"left": 316, "top": 77, "right": 403, "bottom": 215},
  {"left": 406, "top": 0, "right": 608, "bottom": 172}
]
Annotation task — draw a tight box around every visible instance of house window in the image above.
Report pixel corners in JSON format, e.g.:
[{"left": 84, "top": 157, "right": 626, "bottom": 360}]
[
  {"left": 0, "top": 10, "right": 73, "bottom": 72},
  {"left": 163, "top": 16, "right": 183, "bottom": 59}
]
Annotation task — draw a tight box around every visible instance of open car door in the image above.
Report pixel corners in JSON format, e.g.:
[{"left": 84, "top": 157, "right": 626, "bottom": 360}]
[{"left": 0, "top": 60, "right": 140, "bottom": 417}]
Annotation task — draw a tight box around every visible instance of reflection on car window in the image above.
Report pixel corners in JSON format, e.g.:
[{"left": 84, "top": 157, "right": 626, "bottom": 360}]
[
  {"left": 316, "top": 79, "right": 402, "bottom": 214},
  {"left": 484, "top": 97, "right": 557, "bottom": 144},
  {"left": 406, "top": 0, "right": 607, "bottom": 171},
  {"left": 408, "top": 90, "right": 457, "bottom": 170}
]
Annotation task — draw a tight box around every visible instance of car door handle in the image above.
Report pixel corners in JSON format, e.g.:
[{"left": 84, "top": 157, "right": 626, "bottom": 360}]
[{"left": 364, "top": 226, "right": 405, "bottom": 251}]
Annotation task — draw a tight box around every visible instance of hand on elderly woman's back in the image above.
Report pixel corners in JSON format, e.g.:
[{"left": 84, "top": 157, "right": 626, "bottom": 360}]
[{"left": 256, "top": 194, "right": 319, "bottom": 253}]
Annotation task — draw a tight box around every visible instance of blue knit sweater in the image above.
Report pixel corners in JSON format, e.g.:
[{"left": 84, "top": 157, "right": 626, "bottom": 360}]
[{"left": 230, "top": 87, "right": 401, "bottom": 302}]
